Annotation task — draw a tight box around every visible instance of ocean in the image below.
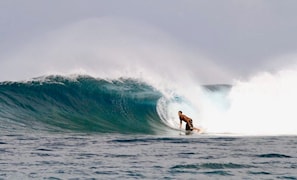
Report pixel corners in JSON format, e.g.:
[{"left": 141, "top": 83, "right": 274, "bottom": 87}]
[{"left": 0, "top": 75, "right": 296, "bottom": 179}]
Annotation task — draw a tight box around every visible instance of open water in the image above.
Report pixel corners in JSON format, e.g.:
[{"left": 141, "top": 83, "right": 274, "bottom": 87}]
[{"left": 1, "top": 132, "right": 296, "bottom": 179}]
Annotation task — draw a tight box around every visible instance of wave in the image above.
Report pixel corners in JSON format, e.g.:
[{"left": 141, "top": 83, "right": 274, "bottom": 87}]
[
  {"left": 1, "top": 71, "right": 297, "bottom": 136},
  {"left": 0, "top": 75, "right": 167, "bottom": 134}
]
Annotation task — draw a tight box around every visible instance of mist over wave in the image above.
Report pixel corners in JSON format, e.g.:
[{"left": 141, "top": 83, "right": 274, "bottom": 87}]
[{"left": 0, "top": 17, "right": 231, "bottom": 83}]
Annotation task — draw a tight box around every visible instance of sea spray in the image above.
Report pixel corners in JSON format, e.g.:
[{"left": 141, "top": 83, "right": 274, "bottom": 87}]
[{"left": 201, "top": 68, "right": 297, "bottom": 135}]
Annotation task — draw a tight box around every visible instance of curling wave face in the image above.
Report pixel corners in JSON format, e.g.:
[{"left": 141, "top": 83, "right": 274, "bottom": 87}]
[{"left": 0, "top": 75, "right": 169, "bottom": 134}]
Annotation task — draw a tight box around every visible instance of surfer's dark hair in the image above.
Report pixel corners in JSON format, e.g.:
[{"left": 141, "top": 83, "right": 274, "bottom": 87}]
[{"left": 178, "top": 111, "right": 182, "bottom": 113}]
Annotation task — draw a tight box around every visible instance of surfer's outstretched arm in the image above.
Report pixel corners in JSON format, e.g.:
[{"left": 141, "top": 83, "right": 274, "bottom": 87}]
[{"left": 179, "top": 120, "right": 182, "bottom": 129}]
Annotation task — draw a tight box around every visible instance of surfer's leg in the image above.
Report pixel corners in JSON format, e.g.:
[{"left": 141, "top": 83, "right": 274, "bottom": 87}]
[
  {"left": 190, "top": 120, "right": 201, "bottom": 132},
  {"left": 185, "top": 123, "right": 191, "bottom": 131}
]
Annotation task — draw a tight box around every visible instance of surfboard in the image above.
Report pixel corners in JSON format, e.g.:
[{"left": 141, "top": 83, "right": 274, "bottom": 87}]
[
  {"left": 180, "top": 129, "right": 204, "bottom": 136},
  {"left": 185, "top": 130, "right": 194, "bottom": 135}
]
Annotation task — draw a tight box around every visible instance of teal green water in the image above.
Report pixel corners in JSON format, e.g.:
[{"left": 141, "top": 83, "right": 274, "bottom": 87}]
[{"left": 0, "top": 75, "right": 165, "bottom": 134}]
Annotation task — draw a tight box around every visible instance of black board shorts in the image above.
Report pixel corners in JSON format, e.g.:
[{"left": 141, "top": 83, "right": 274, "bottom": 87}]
[{"left": 185, "top": 119, "right": 193, "bottom": 131}]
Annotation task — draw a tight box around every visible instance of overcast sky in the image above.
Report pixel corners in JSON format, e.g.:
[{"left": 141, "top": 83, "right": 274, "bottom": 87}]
[{"left": 1, "top": 0, "right": 297, "bottom": 83}]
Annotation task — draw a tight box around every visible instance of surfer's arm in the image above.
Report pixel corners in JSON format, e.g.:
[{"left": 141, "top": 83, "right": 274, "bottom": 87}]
[{"left": 179, "top": 120, "right": 182, "bottom": 129}]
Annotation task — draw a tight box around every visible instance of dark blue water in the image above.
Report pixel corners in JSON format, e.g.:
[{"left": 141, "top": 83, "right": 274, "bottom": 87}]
[
  {"left": 0, "top": 132, "right": 296, "bottom": 179},
  {"left": 0, "top": 75, "right": 296, "bottom": 179}
]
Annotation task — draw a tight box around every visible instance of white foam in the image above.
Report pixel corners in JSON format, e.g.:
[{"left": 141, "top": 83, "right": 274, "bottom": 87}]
[{"left": 197, "top": 68, "right": 297, "bottom": 135}]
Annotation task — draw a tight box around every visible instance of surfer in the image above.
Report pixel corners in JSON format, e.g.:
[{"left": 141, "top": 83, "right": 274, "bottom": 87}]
[{"left": 178, "top": 111, "right": 200, "bottom": 132}]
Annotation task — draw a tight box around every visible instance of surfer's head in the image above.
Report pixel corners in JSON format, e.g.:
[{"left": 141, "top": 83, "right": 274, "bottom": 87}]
[{"left": 178, "top": 111, "right": 182, "bottom": 115}]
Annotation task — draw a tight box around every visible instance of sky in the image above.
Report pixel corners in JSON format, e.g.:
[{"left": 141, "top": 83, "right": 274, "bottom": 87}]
[{"left": 1, "top": 0, "right": 297, "bottom": 83}]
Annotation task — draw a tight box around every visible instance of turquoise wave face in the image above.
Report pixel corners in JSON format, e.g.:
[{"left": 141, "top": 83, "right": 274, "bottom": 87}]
[{"left": 0, "top": 75, "right": 166, "bottom": 134}]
